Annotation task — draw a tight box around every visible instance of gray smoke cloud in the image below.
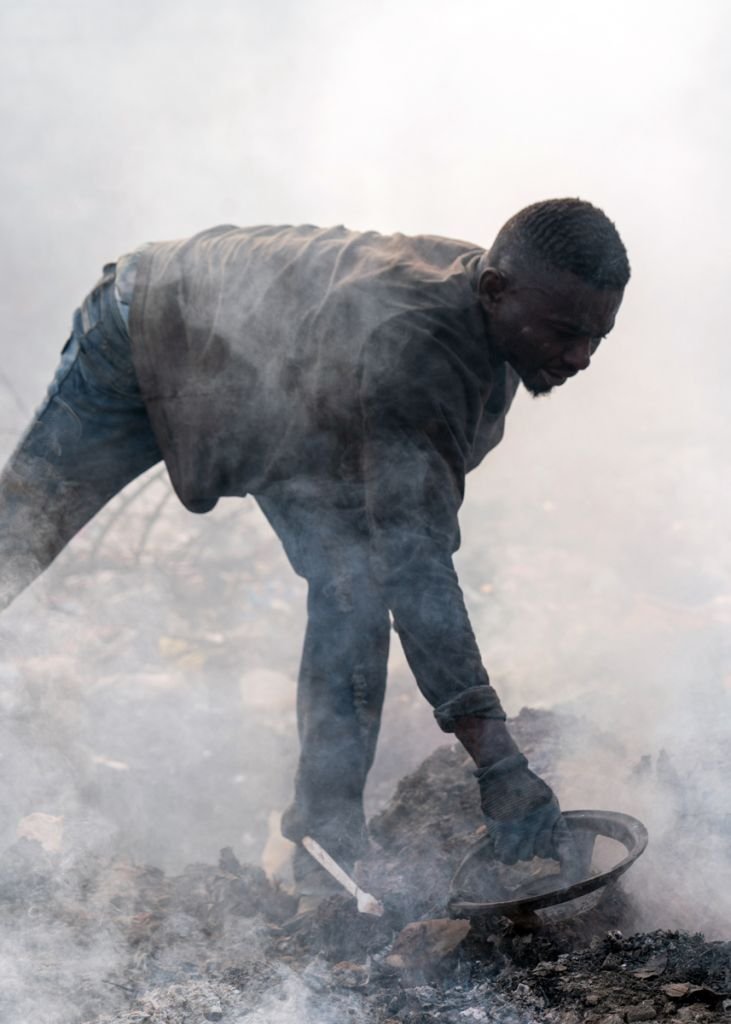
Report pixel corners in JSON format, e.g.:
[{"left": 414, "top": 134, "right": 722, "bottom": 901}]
[{"left": 0, "top": 0, "right": 730, "bottom": 1019}]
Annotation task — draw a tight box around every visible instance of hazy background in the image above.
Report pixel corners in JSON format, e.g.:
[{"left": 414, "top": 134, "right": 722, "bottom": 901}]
[{"left": 0, "top": 0, "right": 729, "bottom": 947}]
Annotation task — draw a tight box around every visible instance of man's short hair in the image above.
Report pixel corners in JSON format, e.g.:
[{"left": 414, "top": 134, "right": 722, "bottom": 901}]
[{"left": 491, "top": 198, "right": 631, "bottom": 290}]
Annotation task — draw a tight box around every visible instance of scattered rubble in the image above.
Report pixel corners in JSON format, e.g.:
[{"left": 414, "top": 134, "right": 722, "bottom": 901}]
[
  {"left": 0, "top": 714, "right": 729, "bottom": 1023},
  {"left": 385, "top": 919, "right": 472, "bottom": 972}
]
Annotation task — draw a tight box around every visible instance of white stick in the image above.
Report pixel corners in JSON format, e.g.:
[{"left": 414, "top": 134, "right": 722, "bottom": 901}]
[{"left": 302, "top": 835, "right": 385, "bottom": 916}]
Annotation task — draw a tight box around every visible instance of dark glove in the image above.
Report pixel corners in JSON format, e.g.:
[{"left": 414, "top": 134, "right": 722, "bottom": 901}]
[{"left": 476, "top": 752, "right": 572, "bottom": 865}]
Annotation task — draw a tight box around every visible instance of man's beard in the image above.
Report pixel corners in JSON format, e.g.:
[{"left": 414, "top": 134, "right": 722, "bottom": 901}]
[
  {"left": 519, "top": 368, "right": 556, "bottom": 398},
  {"left": 526, "top": 380, "right": 555, "bottom": 398}
]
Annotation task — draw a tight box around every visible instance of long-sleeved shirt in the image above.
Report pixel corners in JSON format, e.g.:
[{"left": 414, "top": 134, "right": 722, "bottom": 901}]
[{"left": 127, "top": 224, "right": 520, "bottom": 728}]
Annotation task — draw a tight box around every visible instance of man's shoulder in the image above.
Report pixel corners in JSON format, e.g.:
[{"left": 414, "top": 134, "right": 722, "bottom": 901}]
[
  {"left": 139, "top": 225, "right": 484, "bottom": 288},
  {"left": 180, "top": 223, "right": 483, "bottom": 258}
]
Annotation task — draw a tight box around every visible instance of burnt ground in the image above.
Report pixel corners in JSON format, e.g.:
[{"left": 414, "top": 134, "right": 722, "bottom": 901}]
[
  {"left": 1, "top": 713, "right": 729, "bottom": 1024},
  {"left": 0, "top": 450, "right": 729, "bottom": 1024}
]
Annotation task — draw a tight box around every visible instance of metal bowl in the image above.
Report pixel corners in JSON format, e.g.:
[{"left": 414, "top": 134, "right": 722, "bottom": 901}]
[{"left": 448, "top": 809, "right": 648, "bottom": 921}]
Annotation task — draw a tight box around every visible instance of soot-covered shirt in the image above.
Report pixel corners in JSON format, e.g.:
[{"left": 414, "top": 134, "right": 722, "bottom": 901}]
[{"left": 128, "top": 224, "right": 520, "bottom": 727}]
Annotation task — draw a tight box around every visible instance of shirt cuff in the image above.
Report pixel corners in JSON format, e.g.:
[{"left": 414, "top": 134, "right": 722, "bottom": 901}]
[{"left": 433, "top": 684, "right": 506, "bottom": 733}]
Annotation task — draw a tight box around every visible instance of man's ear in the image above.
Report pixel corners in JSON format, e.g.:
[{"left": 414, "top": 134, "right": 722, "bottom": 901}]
[{"left": 479, "top": 267, "right": 507, "bottom": 305}]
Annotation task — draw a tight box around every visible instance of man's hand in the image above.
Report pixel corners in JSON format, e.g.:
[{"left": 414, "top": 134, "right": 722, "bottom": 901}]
[
  {"left": 475, "top": 752, "right": 569, "bottom": 864},
  {"left": 453, "top": 715, "right": 574, "bottom": 867}
]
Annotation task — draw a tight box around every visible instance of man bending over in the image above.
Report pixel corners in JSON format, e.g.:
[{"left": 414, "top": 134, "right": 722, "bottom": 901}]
[{"left": 0, "top": 198, "right": 629, "bottom": 898}]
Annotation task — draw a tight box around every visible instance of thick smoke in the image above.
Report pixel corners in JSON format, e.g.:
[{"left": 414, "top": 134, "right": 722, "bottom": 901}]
[{"left": 0, "top": 0, "right": 729, "bottom": 1020}]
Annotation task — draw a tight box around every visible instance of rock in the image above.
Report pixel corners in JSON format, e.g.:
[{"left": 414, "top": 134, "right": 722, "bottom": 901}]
[
  {"left": 408, "top": 984, "right": 438, "bottom": 1007},
  {"left": 632, "top": 952, "right": 667, "bottom": 979},
  {"left": 676, "top": 1008, "right": 710, "bottom": 1022},
  {"left": 624, "top": 1005, "right": 657, "bottom": 1022},
  {"left": 16, "top": 812, "right": 64, "bottom": 853},
  {"left": 330, "top": 960, "right": 369, "bottom": 988},
  {"left": 458, "top": 1009, "right": 488, "bottom": 1022},
  {"left": 663, "top": 982, "right": 690, "bottom": 999},
  {"left": 385, "top": 918, "right": 471, "bottom": 971},
  {"left": 601, "top": 953, "right": 622, "bottom": 971},
  {"left": 533, "top": 959, "right": 568, "bottom": 977},
  {"left": 301, "top": 956, "right": 331, "bottom": 993},
  {"left": 660, "top": 981, "right": 725, "bottom": 1007}
]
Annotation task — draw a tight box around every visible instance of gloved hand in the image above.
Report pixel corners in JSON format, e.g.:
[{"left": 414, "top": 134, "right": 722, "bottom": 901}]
[{"left": 475, "top": 752, "right": 573, "bottom": 865}]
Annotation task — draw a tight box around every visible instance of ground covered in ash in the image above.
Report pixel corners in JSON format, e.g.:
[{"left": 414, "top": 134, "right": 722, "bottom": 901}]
[{"left": 1, "top": 711, "right": 729, "bottom": 1024}]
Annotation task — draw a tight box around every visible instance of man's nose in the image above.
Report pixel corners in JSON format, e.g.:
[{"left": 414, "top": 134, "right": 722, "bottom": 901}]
[{"left": 562, "top": 339, "right": 592, "bottom": 371}]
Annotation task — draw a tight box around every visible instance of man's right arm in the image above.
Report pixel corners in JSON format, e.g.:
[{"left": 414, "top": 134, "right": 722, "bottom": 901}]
[
  {"left": 361, "top": 333, "right": 505, "bottom": 731},
  {"left": 361, "top": 334, "right": 573, "bottom": 865}
]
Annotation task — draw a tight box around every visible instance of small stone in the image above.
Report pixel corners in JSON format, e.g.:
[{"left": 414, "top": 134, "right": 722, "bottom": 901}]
[
  {"left": 385, "top": 918, "right": 470, "bottom": 971},
  {"left": 458, "top": 1009, "right": 488, "bottom": 1023},
  {"left": 585, "top": 993, "right": 601, "bottom": 1006},
  {"left": 204, "top": 1009, "right": 223, "bottom": 1022},
  {"left": 410, "top": 985, "right": 437, "bottom": 1007},
  {"left": 331, "top": 961, "right": 369, "bottom": 989},
  {"left": 632, "top": 953, "right": 667, "bottom": 980},
  {"left": 676, "top": 1008, "right": 708, "bottom": 1023},
  {"left": 302, "top": 957, "right": 331, "bottom": 993},
  {"left": 16, "top": 812, "right": 64, "bottom": 852},
  {"left": 625, "top": 1005, "right": 657, "bottom": 1022},
  {"left": 533, "top": 959, "right": 568, "bottom": 975},
  {"left": 601, "top": 953, "right": 621, "bottom": 971},
  {"left": 663, "top": 982, "right": 690, "bottom": 999}
]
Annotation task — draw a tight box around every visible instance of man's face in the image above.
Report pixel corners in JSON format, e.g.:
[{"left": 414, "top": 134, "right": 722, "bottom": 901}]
[{"left": 479, "top": 264, "right": 624, "bottom": 397}]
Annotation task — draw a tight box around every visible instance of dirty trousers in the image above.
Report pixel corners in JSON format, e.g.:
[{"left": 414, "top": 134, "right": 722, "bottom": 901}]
[
  {"left": 0, "top": 265, "right": 385, "bottom": 866},
  {"left": 256, "top": 497, "right": 390, "bottom": 866}
]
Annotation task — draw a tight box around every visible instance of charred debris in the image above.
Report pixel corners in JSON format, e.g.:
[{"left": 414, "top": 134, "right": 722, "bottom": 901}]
[{"left": 0, "top": 710, "right": 729, "bottom": 1024}]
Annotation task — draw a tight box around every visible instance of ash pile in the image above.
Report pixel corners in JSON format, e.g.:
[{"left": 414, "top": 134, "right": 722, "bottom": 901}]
[{"left": 1, "top": 710, "right": 730, "bottom": 1024}]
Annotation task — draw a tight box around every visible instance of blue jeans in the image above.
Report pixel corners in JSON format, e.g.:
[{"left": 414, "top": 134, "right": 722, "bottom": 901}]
[{"left": 0, "top": 263, "right": 162, "bottom": 609}]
